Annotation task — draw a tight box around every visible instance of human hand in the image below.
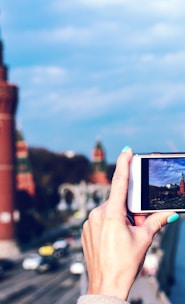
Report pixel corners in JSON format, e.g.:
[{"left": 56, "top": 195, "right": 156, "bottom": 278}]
[{"left": 81, "top": 146, "right": 179, "bottom": 300}]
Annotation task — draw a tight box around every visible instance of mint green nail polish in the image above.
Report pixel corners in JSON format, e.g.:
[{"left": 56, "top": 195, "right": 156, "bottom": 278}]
[
  {"left": 167, "top": 213, "right": 180, "bottom": 224},
  {"left": 122, "top": 145, "right": 130, "bottom": 152}
]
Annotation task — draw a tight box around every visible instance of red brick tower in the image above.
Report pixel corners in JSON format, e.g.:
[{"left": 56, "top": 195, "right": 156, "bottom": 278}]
[
  {"left": 0, "top": 33, "right": 19, "bottom": 256},
  {"left": 90, "top": 140, "right": 109, "bottom": 185},
  {"left": 179, "top": 172, "right": 185, "bottom": 195},
  {"left": 16, "top": 130, "right": 35, "bottom": 196}
]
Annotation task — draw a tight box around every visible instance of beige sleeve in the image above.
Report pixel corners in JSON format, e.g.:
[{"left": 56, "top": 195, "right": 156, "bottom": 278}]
[{"left": 77, "top": 295, "right": 129, "bottom": 304}]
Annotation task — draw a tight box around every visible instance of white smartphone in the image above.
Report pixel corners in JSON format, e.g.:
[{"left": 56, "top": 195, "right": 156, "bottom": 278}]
[{"left": 127, "top": 153, "right": 185, "bottom": 213}]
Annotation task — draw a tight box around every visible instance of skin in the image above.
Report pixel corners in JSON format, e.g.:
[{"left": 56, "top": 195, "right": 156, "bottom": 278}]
[{"left": 81, "top": 148, "right": 177, "bottom": 301}]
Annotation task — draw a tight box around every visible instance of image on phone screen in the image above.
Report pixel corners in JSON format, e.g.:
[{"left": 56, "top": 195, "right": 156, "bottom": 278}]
[{"left": 141, "top": 157, "right": 185, "bottom": 211}]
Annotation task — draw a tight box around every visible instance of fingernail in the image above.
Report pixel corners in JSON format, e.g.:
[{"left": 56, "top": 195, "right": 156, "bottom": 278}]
[
  {"left": 122, "top": 145, "right": 130, "bottom": 152},
  {"left": 167, "top": 213, "right": 180, "bottom": 224}
]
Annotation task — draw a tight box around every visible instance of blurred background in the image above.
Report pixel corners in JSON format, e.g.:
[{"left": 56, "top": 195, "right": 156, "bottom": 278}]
[{"left": 0, "top": 0, "right": 185, "bottom": 303}]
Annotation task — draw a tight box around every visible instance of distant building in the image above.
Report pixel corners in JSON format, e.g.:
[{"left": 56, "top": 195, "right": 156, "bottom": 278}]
[
  {"left": 58, "top": 140, "right": 111, "bottom": 218},
  {"left": 16, "top": 131, "right": 35, "bottom": 196},
  {"left": 179, "top": 172, "right": 185, "bottom": 195},
  {"left": 0, "top": 29, "right": 19, "bottom": 255},
  {"left": 90, "top": 140, "right": 110, "bottom": 185}
]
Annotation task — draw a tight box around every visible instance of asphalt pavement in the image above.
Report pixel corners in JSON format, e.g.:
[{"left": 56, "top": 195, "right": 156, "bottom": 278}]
[{"left": 128, "top": 275, "right": 171, "bottom": 304}]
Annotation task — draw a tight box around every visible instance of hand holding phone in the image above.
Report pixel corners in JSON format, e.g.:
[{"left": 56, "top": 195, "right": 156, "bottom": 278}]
[{"left": 128, "top": 153, "right": 185, "bottom": 213}]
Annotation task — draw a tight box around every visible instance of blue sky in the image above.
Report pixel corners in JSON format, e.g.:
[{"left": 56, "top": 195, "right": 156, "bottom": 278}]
[
  {"left": 1, "top": 0, "right": 185, "bottom": 163},
  {"left": 149, "top": 158, "right": 185, "bottom": 186}
]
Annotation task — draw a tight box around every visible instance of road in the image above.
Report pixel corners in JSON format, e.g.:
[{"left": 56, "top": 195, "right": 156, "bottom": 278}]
[{"left": 0, "top": 255, "right": 81, "bottom": 304}]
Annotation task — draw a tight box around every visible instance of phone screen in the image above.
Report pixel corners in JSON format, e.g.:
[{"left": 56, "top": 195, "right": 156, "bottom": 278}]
[{"left": 141, "top": 157, "right": 185, "bottom": 210}]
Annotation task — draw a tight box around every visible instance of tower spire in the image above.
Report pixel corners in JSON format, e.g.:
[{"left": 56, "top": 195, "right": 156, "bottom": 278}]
[
  {"left": 0, "top": 10, "right": 2, "bottom": 38},
  {"left": 0, "top": 16, "right": 8, "bottom": 81},
  {"left": 0, "top": 11, "right": 3, "bottom": 66}
]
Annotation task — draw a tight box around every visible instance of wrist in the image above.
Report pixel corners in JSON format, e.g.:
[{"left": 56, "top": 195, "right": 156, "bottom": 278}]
[{"left": 87, "top": 280, "right": 131, "bottom": 301}]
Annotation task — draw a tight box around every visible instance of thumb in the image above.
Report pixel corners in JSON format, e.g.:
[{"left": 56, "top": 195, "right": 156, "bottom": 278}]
[{"left": 143, "top": 212, "right": 180, "bottom": 236}]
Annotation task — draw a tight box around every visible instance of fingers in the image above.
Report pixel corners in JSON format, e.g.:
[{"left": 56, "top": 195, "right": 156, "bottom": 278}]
[
  {"left": 142, "top": 211, "right": 180, "bottom": 236},
  {"left": 107, "top": 147, "right": 132, "bottom": 215},
  {"left": 134, "top": 215, "right": 146, "bottom": 226}
]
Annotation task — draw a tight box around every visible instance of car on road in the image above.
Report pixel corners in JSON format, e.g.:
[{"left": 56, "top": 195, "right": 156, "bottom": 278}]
[
  {"left": 35, "top": 255, "right": 59, "bottom": 273},
  {"left": 52, "top": 238, "right": 70, "bottom": 258},
  {"left": 22, "top": 253, "right": 58, "bottom": 273},
  {"left": 22, "top": 253, "right": 43, "bottom": 271},
  {"left": 38, "top": 244, "right": 55, "bottom": 256},
  {"left": 70, "top": 254, "right": 85, "bottom": 275}
]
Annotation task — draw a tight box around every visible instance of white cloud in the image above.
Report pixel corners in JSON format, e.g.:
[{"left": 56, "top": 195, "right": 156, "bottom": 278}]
[
  {"left": 4, "top": 0, "right": 185, "bottom": 162},
  {"left": 12, "top": 65, "right": 68, "bottom": 86},
  {"left": 16, "top": 80, "right": 182, "bottom": 124},
  {"left": 159, "top": 52, "right": 185, "bottom": 65},
  {"left": 150, "top": 83, "right": 185, "bottom": 109},
  {"left": 5, "top": 0, "right": 185, "bottom": 56},
  {"left": 76, "top": 0, "right": 128, "bottom": 8},
  {"left": 39, "top": 27, "right": 91, "bottom": 44},
  {"left": 31, "top": 21, "right": 119, "bottom": 47},
  {"left": 50, "top": 0, "right": 127, "bottom": 10},
  {"left": 139, "top": 51, "right": 185, "bottom": 66},
  {"left": 51, "top": 0, "right": 185, "bottom": 18}
]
